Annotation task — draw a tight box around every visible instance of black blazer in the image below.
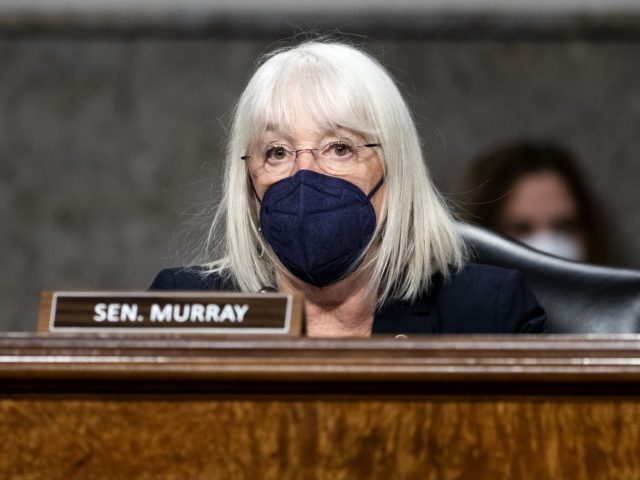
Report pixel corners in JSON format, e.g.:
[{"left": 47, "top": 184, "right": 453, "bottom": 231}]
[{"left": 149, "top": 263, "right": 546, "bottom": 334}]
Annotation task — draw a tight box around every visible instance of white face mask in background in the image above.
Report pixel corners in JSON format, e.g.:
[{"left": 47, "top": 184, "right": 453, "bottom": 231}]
[{"left": 516, "top": 231, "right": 586, "bottom": 262}]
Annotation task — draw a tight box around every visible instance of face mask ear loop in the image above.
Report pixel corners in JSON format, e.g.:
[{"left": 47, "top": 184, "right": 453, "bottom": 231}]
[{"left": 367, "top": 177, "right": 385, "bottom": 199}]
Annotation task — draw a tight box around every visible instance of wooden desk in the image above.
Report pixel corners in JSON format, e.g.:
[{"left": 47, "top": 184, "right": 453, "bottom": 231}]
[{"left": 1, "top": 334, "right": 640, "bottom": 479}]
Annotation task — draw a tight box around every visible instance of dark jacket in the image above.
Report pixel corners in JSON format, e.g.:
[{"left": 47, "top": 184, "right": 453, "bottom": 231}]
[{"left": 149, "top": 263, "right": 546, "bottom": 334}]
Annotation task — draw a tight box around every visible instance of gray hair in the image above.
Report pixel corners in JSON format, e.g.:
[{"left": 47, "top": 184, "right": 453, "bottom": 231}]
[{"left": 200, "top": 40, "right": 465, "bottom": 304}]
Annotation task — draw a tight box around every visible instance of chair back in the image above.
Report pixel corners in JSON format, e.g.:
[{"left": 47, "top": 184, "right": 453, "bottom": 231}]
[{"left": 458, "top": 223, "right": 640, "bottom": 333}]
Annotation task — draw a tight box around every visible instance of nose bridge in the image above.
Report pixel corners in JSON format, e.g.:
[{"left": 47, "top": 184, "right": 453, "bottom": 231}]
[{"left": 290, "top": 147, "right": 320, "bottom": 174}]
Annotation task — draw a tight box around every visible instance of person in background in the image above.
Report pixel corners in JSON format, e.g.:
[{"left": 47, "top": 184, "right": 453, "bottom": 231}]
[{"left": 461, "top": 141, "right": 609, "bottom": 264}]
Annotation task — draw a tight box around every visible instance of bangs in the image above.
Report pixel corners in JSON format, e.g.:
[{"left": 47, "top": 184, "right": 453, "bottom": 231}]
[{"left": 245, "top": 51, "right": 379, "bottom": 145}]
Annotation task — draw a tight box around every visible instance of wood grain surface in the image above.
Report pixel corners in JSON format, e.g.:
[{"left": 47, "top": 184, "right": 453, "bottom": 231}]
[
  {"left": 2, "top": 397, "right": 640, "bottom": 479},
  {"left": 2, "top": 334, "right": 640, "bottom": 479},
  {"left": 4, "top": 334, "right": 640, "bottom": 383}
]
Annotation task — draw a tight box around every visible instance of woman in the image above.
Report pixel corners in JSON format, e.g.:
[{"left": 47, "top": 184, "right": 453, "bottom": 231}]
[
  {"left": 151, "top": 40, "right": 546, "bottom": 336},
  {"left": 462, "top": 141, "right": 609, "bottom": 264}
]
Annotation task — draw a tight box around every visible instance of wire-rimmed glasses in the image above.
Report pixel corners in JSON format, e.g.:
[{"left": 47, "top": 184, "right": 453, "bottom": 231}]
[{"left": 241, "top": 138, "right": 381, "bottom": 177}]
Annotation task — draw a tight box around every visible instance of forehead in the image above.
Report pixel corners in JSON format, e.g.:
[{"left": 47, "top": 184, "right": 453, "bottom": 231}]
[{"left": 505, "top": 172, "right": 578, "bottom": 220}]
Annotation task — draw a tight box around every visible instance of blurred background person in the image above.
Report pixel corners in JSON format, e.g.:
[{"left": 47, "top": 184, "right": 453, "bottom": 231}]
[{"left": 461, "top": 141, "right": 610, "bottom": 265}]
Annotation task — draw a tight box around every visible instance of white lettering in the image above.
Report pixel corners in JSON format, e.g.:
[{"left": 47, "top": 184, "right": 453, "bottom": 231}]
[
  {"left": 233, "top": 304, "right": 249, "bottom": 322},
  {"left": 93, "top": 303, "right": 107, "bottom": 322},
  {"left": 190, "top": 304, "right": 205, "bottom": 322},
  {"left": 94, "top": 303, "right": 140, "bottom": 323},
  {"left": 206, "top": 304, "right": 220, "bottom": 322},
  {"left": 150, "top": 303, "right": 172, "bottom": 322},
  {"left": 174, "top": 304, "right": 189, "bottom": 323},
  {"left": 146, "top": 303, "right": 249, "bottom": 324},
  {"left": 107, "top": 304, "right": 121, "bottom": 322},
  {"left": 120, "top": 304, "right": 138, "bottom": 322},
  {"left": 219, "top": 304, "right": 235, "bottom": 322}
]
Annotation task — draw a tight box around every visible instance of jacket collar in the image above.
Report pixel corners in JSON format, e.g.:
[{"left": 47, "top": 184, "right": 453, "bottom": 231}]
[{"left": 371, "top": 275, "right": 441, "bottom": 334}]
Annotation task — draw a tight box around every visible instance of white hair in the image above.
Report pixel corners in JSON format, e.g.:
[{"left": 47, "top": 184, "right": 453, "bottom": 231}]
[{"left": 199, "top": 40, "right": 465, "bottom": 305}]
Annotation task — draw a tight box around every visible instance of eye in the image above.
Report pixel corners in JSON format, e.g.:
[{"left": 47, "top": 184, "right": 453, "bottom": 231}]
[
  {"left": 327, "top": 141, "right": 355, "bottom": 158},
  {"left": 265, "top": 145, "right": 290, "bottom": 162}
]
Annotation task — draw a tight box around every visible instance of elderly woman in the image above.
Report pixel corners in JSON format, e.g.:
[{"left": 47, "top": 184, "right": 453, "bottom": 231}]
[{"left": 151, "top": 41, "right": 546, "bottom": 336}]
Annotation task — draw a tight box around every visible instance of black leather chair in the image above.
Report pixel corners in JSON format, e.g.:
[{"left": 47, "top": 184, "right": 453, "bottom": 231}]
[{"left": 458, "top": 222, "right": 640, "bottom": 333}]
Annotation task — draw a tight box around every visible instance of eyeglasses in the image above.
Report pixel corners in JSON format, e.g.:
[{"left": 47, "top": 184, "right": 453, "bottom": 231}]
[{"left": 241, "top": 139, "right": 381, "bottom": 177}]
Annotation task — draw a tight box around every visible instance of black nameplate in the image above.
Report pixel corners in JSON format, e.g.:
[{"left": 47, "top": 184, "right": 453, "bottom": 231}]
[{"left": 39, "top": 291, "right": 303, "bottom": 336}]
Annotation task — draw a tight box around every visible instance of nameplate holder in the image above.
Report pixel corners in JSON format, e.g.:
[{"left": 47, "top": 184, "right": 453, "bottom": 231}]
[{"left": 39, "top": 291, "right": 303, "bottom": 336}]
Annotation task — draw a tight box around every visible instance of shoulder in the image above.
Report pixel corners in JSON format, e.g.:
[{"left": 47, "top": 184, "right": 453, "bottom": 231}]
[
  {"left": 148, "top": 267, "right": 235, "bottom": 291},
  {"left": 373, "top": 263, "right": 546, "bottom": 334},
  {"left": 435, "top": 263, "right": 546, "bottom": 333},
  {"left": 444, "top": 262, "right": 525, "bottom": 290}
]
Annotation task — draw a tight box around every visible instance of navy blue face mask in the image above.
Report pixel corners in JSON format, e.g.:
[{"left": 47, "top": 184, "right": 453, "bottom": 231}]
[{"left": 259, "top": 170, "right": 384, "bottom": 287}]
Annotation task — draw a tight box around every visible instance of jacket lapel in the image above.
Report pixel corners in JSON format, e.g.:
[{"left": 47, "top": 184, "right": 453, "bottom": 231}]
[{"left": 371, "top": 282, "right": 439, "bottom": 334}]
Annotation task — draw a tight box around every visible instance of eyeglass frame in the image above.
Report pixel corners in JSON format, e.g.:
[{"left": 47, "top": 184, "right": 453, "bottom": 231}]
[{"left": 240, "top": 142, "right": 381, "bottom": 163}]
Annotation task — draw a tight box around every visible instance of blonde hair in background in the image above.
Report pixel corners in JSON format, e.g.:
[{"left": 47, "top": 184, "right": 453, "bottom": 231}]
[{"left": 199, "top": 39, "right": 465, "bottom": 305}]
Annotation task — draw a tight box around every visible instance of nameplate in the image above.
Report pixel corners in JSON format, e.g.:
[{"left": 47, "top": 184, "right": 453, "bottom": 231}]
[{"left": 39, "top": 291, "right": 303, "bottom": 336}]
